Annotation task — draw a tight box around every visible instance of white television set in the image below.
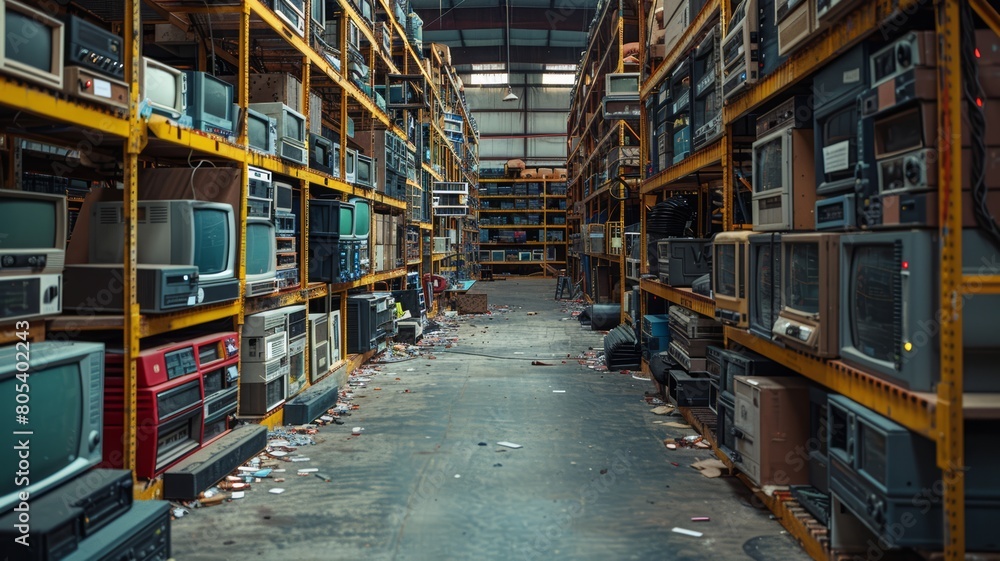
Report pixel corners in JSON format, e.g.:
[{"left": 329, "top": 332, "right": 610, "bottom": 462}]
[
  {"left": 0, "top": 0, "right": 64, "bottom": 89},
  {"left": 244, "top": 217, "right": 277, "bottom": 297},
  {"left": 0, "top": 189, "right": 67, "bottom": 276},
  {"left": 142, "top": 56, "right": 186, "bottom": 120}
]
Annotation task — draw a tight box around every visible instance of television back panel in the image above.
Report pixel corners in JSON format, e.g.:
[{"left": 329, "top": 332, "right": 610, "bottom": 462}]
[{"left": 732, "top": 375, "right": 811, "bottom": 487}]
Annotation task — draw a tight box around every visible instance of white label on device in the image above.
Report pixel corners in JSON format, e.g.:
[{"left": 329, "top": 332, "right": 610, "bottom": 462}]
[
  {"left": 843, "top": 68, "right": 861, "bottom": 84},
  {"left": 823, "top": 140, "right": 852, "bottom": 172},
  {"left": 93, "top": 79, "right": 112, "bottom": 98}
]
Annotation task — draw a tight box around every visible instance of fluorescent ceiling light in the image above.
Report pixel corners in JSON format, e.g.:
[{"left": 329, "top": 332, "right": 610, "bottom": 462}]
[
  {"left": 469, "top": 72, "right": 509, "bottom": 85},
  {"left": 542, "top": 73, "right": 576, "bottom": 85},
  {"left": 545, "top": 64, "right": 576, "bottom": 71}
]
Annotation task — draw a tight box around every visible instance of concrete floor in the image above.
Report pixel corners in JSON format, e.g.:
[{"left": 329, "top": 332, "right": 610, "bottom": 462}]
[{"left": 171, "top": 278, "right": 810, "bottom": 561}]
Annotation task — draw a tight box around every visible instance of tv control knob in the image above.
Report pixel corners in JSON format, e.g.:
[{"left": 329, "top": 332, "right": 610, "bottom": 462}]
[
  {"left": 88, "top": 430, "right": 100, "bottom": 452},
  {"left": 1, "top": 255, "right": 12, "bottom": 267},
  {"left": 896, "top": 43, "right": 912, "bottom": 69},
  {"left": 904, "top": 156, "right": 922, "bottom": 185}
]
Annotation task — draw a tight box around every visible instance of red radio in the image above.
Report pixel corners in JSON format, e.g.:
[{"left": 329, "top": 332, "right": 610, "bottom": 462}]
[
  {"left": 102, "top": 372, "right": 204, "bottom": 479},
  {"left": 106, "top": 332, "right": 239, "bottom": 387}
]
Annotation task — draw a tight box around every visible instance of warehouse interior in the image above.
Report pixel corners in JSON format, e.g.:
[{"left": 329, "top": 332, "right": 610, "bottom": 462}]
[{"left": 0, "top": 0, "right": 998, "bottom": 559}]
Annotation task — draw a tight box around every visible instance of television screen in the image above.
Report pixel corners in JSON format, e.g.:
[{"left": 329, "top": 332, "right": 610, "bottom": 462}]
[
  {"left": 0, "top": 199, "right": 56, "bottom": 248},
  {"left": 848, "top": 245, "right": 897, "bottom": 363},
  {"left": 350, "top": 198, "right": 370, "bottom": 238},
  {"left": 339, "top": 205, "right": 355, "bottom": 237},
  {"left": 357, "top": 158, "right": 372, "bottom": 183},
  {"left": 203, "top": 76, "right": 230, "bottom": 119},
  {"left": 245, "top": 221, "right": 275, "bottom": 276},
  {"left": 284, "top": 111, "right": 304, "bottom": 140},
  {"left": 716, "top": 244, "right": 736, "bottom": 297},
  {"left": 752, "top": 242, "right": 778, "bottom": 329},
  {"left": 820, "top": 104, "right": 857, "bottom": 184},
  {"left": 6, "top": 10, "right": 52, "bottom": 72},
  {"left": 193, "top": 208, "right": 232, "bottom": 275},
  {"left": 145, "top": 65, "right": 179, "bottom": 111},
  {"left": 754, "top": 136, "right": 783, "bottom": 193},
  {"left": 248, "top": 113, "right": 268, "bottom": 147},
  {"left": 786, "top": 241, "right": 820, "bottom": 314}
]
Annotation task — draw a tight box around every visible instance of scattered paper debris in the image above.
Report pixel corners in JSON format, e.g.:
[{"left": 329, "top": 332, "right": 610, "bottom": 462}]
[
  {"left": 231, "top": 491, "right": 245, "bottom": 499},
  {"left": 672, "top": 527, "right": 703, "bottom": 538},
  {"left": 497, "top": 441, "right": 522, "bottom": 449},
  {"left": 269, "top": 488, "right": 285, "bottom": 494},
  {"left": 297, "top": 468, "right": 319, "bottom": 473},
  {"left": 552, "top": 390, "right": 566, "bottom": 393},
  {"left": 691, "top": 458, "right": 728, "bottom": 478},
  {"left": 651, "top": 406, "right": 675, "bottom": 415}
]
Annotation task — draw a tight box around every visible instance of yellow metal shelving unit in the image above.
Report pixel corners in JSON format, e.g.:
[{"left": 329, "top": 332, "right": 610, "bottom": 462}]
[
  {"left": 633, "top": 0, "right": 1000, "bottom": 557},
  {"left": 0, "top": 0, "right": 476, "bottom": 499}
]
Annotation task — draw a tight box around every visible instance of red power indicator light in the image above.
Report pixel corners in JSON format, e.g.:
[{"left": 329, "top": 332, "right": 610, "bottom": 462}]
[
  {"left": 902, "top": 261, "right": 909, "bottom": 270},
  {"left": 976, "top": 48, "right": 982, "bottom": 58},
  {"left": 978, "top": 98, "right": 984, "bottom": 107},
  {"left": 85, "top": 80, "right": 92, "bottom": 89}
]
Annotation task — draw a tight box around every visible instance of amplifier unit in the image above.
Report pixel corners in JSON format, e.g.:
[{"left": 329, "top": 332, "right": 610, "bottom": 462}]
[
  {"left": 0, "top": 273, "right": 61, "bottom": 323},
  {"left": 163, "top": 424, "right": 267, "bottom": 500},
  {"left": 668, "top": 306, "right": 723, "bottom": 339},
  {"left": 0, "top": 469, "right": 133, "bottom": 561},
  {"left": 63, "top": 264, "right": 198, "bottom": 313},
  {"left": 63, "top": 66, "right": 129, "bottom": 109},
  {"left": 277, "top": 267, "right": 299, "bottom": 289},
  {"left": 66, "top": 16, "right": 124, "bottom": 79},
  {"left": 275, "top": 212, "right": 296, "bottom": 236},
  {"left": 60, "top": 500, "right": 171, "bottom": 561}
]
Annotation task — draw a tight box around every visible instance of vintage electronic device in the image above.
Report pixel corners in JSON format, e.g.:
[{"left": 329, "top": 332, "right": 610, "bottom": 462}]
[
  {"left": 275, "top": 211, "right": 296, "bottom": 236},
  {"left": 656, "top": 238, "right": 712, "bottom": 287},
  {"left": 141, "top": 56, "right": 186, "bottom": 120},
  {"left": 272, "top": 181, "right": 293, "bottom": 215},
  {"left": 309, "top": 133, "right": 335, "bottom": 175},
  {"left": 0, "top": 469, "right": 132, "bottom": 560},
  {"left": 197, "top": 336, "right": 240, "bottom": 443},
  {"left": 0, "top": 189, "right": 67, "bottom": 275},
  {"left": 244, "top": 306, "right": 289, "bottom": 337},
  {"left": 815, "top": 194, "right": 857, "bottom": 230},
  {"left": 693, "top": 24, "right": 723, "bottom": 149},
  {"left": 63, "top": 263, "right": 199, "bottom": 313},
  {"left": 713, "top": 231, "right": 754, "bottom": 327},
  {"left": 90, "top": 200, "right": 240, "bottom": 305},
  {"left": 308, "top": 312, "right": 331, "bottom": 380},
  {"left": 839, "top": 230, "right": 1000, "bottom": 392},
  {"left": 103, "top": 368, "right": 204, "bottom": 478},
  {"left": 0, "top": 0, "right": 64, "bottom": 88},
  {"left": 287, "top": 332, "right": 307, "bottom": 397},
  {"left": 184, "top": 71, "right": 236, "bottom": 136},
  {"left": 667, "top": 340, "right": 708, "bottom": 371},
  {"left": 752, "top": 96, "right": 816, "bottom": 230},
  {"left": 345, "top": 147, "right": 358, "bottom": 184},
  {"left": 239, "top": 355, "right": 289, "bottom": 415},
  {"left": 772, "top": 233, "right": 840, "bottom": 357},
  {"left": 329, "top": 308, "right": 342, "bottom": 363},
  {"left": 284, "top": 303, "right": 307, "bottom": 340},
  {"left": 722, "top": 348, "right": 788, "bottom": 394},
  {"left": 60, "top": 499, "right": 171, "bottom": 561},
  {"left": 63, "top": 66, "right": 129, "bottom": 109},
  {"left": 717, "top": 389, "right": 737, "bottom": 453},
  {"left": 246, "top": 165, "right": 273, "bottom": 219},
  {"left": 603, "top": 96, "right": 642, "bottom": 120},
  {"left": 748, "top": 233, "right": 782, "bottom": 340},
  {"left": 242, "top": 330, "right": 287, "bottom": 364},
  {"left": 65, "top": 15, "right": 123, "bottom": 80},
  {"left": 308, "top": 233, "right": 349, "bottom": 283},
  {"left": 642, "top": 313, "right": 672, "bottom": 360},
  {"left": 244, "top": 218, "right": 278, "bottom": 297},
  {"left": 813, "top": 43, "right": 869, "bottom": 195},
  {"left": 869, "top": 31, "right": 935, "bottom": 89},
  {"left": 109, "top": 338, "right": 194, "bottom": 388},
  {"left": 827, "top": 395, "right": 1000, "bottom": 550},
  {"left": 815, "top": 0, "right": 862, "bottom": 25},
  {"left": 0, "top": 273, "right": 61, "bottom": 323},
  {"left": 346, "top": 293, "right": 382, "bottom": 353},
  {"left": 356, "top": 153, "right": 375, "bottom": 189},
  {"left": 270, "top": 0, "right": 305, "bottom": 36},
  {"left": 0, "top": 341, "right": 105, "bottom": 514},
  {"left": 285, "top": 374, "right": 339, "bottom": 425},
  {"left": 163, "top": 423, "right": 266, "bottom": 500},
  {"left": 776, "top": 0, "right": 815, "bottom": 56},
  {"left": 605, "top": 73, "right": 640, "bottom": 100},
  {"left": 248, "top": 102, "right": 307, "bottom": 165},
  {"left": 669, "top": 59, "right": 693, "bottom": 163},
  {"left": 732, "top": 376, "right": 811, "bottom": 487},
  {"left": 247, "top": 106, "right": 277, "bottom": 155},
  {"left": 668, "top": 370, "right": 713, "bottom": 407},
  {"left": 722, "top": 0, "right": 760, "bottom": 100}
]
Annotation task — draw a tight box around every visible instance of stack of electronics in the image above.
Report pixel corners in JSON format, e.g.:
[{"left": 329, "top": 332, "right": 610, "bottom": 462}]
[
  {"left": 646, "top": 196, "right": 697, "bottom": 276},
  {"left": 346, "top": 293, "right": 395, "bottom": 354},
  {"left": 64, "top": 15, "right": 130, "bottom": 110},
  {"left": 751, "top": 96, "right": 815, "bottom": 232},
  {"left": 245, "top": 167, "right": 280, "bottom": 297},
  {"left": 665, "top": 306, "right": 722, "bottom": 406},
  {"left": 0, "top": 341, "right": 173, "bottom": 560},
  {"left": 692, "top": 24, "right": 723, "bottom": 150},
  {"left": 603, "top": 324, "right": 642, "bottom": 371},
  {"left": 240, "top": 307, "right": 289, "bottom": 416},
  {"left": 82, "top": 198, "right": 241, "bottom": 310},
  {"left": 249, "top": 102, "right": 308, "bottom": 165},
  {"left": 603, "top": 73, "right": 641, "bottom": 120},
  {"left": 308, "top": 199, "right": 357, "bottom": 284},
  {"left": 102, "top": 332, "right": 242, "bottom": 478},
  {"left": 0, "top": 189, "right": 67, "bottom": 324},
  {"left": 656, "top": 237, "right": 712, "bottom": 286},
  {"left": 641, "top": 313, "right": 671, "bottom": 361},
  {"left": 355, "top": 129, "right": 407, "bottom": 199},
  {"left": 348, "top": 198, "right": 372, "bottom": 278}
]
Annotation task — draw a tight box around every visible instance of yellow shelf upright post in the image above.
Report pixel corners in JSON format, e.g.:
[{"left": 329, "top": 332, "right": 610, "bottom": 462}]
[
  {"left": 936, "top": 0, "right": 964, "bottom": 558},
  {"left": 123, "top": 0, "right": 145, "bottom": 484},
  {"left": 237, "top": 3, "right": 252, "bottom": 329}
]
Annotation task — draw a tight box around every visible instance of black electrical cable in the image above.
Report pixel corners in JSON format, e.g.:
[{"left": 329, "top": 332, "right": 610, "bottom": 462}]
[{"left": 961, "top": 2, "right": 1000, "bottom": 249}]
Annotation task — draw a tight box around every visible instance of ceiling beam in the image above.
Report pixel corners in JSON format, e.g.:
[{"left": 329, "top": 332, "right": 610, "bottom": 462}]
[
  {"left": 442, "top": 45, "right": 584, "bottom": 64},
  {"left": 414, "top": 7, "right": 594, "bottom": 31}
]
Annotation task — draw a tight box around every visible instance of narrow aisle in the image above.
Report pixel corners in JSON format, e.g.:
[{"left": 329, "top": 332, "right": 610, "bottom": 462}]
[{"left": 171, "top": 279, "right": 809, "bottom": 561}]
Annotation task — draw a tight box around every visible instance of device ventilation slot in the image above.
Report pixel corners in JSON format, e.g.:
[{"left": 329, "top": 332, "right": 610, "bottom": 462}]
[
  {"left": 146, "top": 206, "right": 169, "bottom": 224},
  {"left": 893, "top": 241, "right": 904, "bottom": 370}
]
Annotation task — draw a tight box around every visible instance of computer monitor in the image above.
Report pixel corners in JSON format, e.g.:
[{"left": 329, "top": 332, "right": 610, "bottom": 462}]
[
  {"left": 184, "top": 70, "right": 235, "bottom": 136},
  {"left": 244, "top": 217, "right": 277, "bottom": 297},
  {"left": 0, "top": 189, "right": 67, "bottom": 276},
  {"left": 348, "top": 197, "right": 370, "bottom": 240},
  {"left": 142, "top": 57, "right": 186, "bottom": 120},
  {"left": 356, "top": 154, "right": 374, "bottom": 188},
  {"left": 247, "top": 106, "right": 277, "bottom": 155},
  {"left": 0, "top": 0, "right": 64, "bottom": 89}
]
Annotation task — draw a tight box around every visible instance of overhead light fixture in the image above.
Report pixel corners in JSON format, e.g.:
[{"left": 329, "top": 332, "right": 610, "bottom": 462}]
[{"left": 502, "top": 0, "right": 518, "bottom": 102}]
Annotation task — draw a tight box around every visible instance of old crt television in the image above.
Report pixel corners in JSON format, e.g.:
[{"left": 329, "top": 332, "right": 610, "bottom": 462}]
[
  {"left": 722, "top": 0, "right": 759, "bottom": 100},
  {"left": 349, "top": 197, "right": 371, "bottom": 240},
  {"left": 827, "top": 395, "right": 1000, "bottom": 550},
  {"left": 309, "top": 132, "right": 335, "bottom": 175},
  {"left": 0, "top": 189, "right": 67, "bottom": 275},
  {"left": 713, "top": 231, "right": 754, "bottom": 327},
  {"left": 184, "top": 71, "right": 236, "bottom": 136},
  {"left": 309, "top": 199, "right": 349, "bottom": 235},
  {"left": 248, "top": 102, "right": 307, "bottom": 165},
  {"left": 748, "top": 233, "right": 782, "bottom": 340},
  {"left": 656, "top": 238, "right": 712, "bottom": 287},
  {"left": 356, "top": 153, "right": 375, "bottom": 189},
  {"left": 273, "top": 181, "right": 293, "bottom": 214},
  {"left": 839, "top": 230, "right": 1000, "bottom": 392},
  {"left": 605, "top": 73, "right": 639, "bottom": 99},
  {"left": 246, "top": 106, "right": 277, "bottom": 155},
  {"left": 813, "top": 43, "right": 869, "bottom": 195},
  {"left": 0, "top": 0, "right": 64, "bottom": 88},
  {"left": 90, "top": 200, "right": 237, "bottom": 284},
  {"left": 142, "top": 56, "right": 186, "bottom": 120},
  {"left": 772, "top": 233, "right": 839, "bottom": 357},
  {"left": 752, "top": 97, "right": 816, "bottom": 231},
  {"left": 345, "top": 147, "right": 358, "bottom": 184},
  {"left": 0, "top": 341, "right": 104, "bottom": 514},
  {"left": 244, "top": 218, "right": 278, "bottom": 297}
]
